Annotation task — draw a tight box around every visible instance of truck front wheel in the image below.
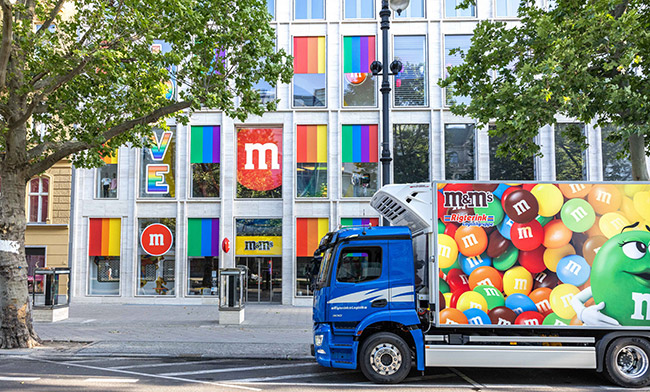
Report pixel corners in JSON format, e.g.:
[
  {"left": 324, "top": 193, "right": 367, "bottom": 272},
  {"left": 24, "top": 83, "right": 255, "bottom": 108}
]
[
  {"left": 359, "top": 332, "right": 412, "bottom": 383},
  {"left": 605, "top": 337, "right": 650, "bottom": 388}
]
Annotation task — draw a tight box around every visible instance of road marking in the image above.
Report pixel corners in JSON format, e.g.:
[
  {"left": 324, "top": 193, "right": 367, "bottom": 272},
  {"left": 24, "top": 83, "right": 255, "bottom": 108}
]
[
  {"left": 449, "top": 367, "right": 485, "bottom": 389},
  {"left": 84, "top": 378, "right": 138, "bottom": 383},
  {"left": 160, "top": 361, "right": 316, "bottom": 376},
  {"left": 234, "top": 370, "right": 347, "bottom": 382},
  {"left": 110, "top": 359, "right": 228, "bottom": 370},
  {"left": 81, "top": 319, "right": 96, "bottom": 324},
  {"left": 0, "top": 376, "right": 41, "bottom": 382},
  {"left": 234, "top": 381, "right": 477, "bottom": 388},
  {"left": 27, "top": 357, "right": 261, "bottom": 391}
]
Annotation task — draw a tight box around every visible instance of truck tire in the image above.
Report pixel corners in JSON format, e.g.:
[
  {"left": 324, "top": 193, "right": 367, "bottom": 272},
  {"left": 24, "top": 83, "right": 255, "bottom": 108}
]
[
  {"left": 359, "top": 332, "right": 412, "bottom": 384},
  {"left": 604, "top": 337, "right": 650, "bottom": 388}
]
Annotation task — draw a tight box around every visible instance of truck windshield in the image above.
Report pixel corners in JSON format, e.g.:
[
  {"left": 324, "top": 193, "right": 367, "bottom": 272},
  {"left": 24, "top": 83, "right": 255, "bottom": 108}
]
[{"left": 316, "top": 248, "right": 333, "bottom": 288}]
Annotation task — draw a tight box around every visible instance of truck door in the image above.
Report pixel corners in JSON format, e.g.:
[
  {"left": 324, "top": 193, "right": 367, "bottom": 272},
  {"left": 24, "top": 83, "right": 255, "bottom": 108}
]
[{"left": 327, "top": 240, "right": 389, "bottom": 327}]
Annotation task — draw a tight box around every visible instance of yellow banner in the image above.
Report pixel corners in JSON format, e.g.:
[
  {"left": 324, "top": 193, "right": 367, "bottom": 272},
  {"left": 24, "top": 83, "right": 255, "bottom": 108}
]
[{"left": 235, "top": 236, "right": 282, "bottom": 256}]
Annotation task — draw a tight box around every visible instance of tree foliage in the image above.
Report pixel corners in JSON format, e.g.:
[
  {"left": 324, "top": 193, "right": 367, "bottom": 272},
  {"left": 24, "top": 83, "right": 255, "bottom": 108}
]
[
  {"left": 0, "top": 0, "right": 292, "bottom": 177},
  {"left": 440, "top": 0, "right": 650, "bottom": 180}
]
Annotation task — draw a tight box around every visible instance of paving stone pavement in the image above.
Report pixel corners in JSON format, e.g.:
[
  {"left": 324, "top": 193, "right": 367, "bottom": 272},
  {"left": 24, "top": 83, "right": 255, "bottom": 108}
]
[{"left": 1, "top": 304, "right": 314, "bottom": 359}]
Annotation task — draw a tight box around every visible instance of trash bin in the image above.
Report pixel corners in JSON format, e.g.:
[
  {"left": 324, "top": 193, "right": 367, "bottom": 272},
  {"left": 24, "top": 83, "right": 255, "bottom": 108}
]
[
  {"left": 32, "top": 268, "right": 70, "bottom": 322},
  {"left": 219, "top": 267, "right": 246, "bottom": 324}
]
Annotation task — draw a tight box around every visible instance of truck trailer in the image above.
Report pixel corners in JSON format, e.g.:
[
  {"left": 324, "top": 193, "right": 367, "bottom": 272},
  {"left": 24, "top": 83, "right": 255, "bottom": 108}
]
[{"left": 312, "top": 181, "right": 650, "bottom": 387}]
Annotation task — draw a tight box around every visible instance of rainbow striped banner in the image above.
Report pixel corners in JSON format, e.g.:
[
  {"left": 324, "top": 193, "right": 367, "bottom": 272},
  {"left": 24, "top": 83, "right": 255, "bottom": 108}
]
[
  {"left": 89, "top": 218, "right": 121, "bottom": 256},
  {"left": 343, "top": 36, "right": 376, "bottom": 73},
  {"left": 190, "top": 126, "right": 221, "bottom": 164},
  {"left": 341, "top": 218, "right": 379, "bottom": 227},
  {"left": 188, "top": 218, "right": 220, "bottom": 257},
  {"left": 294, "top": 37, "right": 326, "bottom": 74},
  {"left": 342, "top": 125, "right": 378, "bottom": 163},
  {"left": 101, "top": 150, "right": 118, "bottom": 165},
  {"left": 297, "top": 125, "right": 327, "bottom": 163},
  {"left": 296, "top": 218, "right": 329, "bottom": 257}
]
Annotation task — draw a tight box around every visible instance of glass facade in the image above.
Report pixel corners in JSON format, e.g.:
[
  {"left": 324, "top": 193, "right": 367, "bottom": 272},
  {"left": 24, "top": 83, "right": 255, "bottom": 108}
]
[
  {"left": 601, "top": 125, "right": 633, "bottom": 181},
  {"left": 137, "top": 218, "right": 176, "bottom": 296},
  {"left": 496, "top": 0, "right": 518, "bottom": 17},
  {"left": 139, "top": 128, "right": 176, "bottom": 198},
  {"left": 445, "top": 124, "right": 475, "bottom": 180},
  {"left": 71, "top": 0, "right": 639, "bottom": 306},
  {"left": 445, "top": 0, "right": 475, "bottom": 17},
  {"left": 555, "top": 123, "right": 586, "bottom": 181},
  {"left": 394, "top": 36, "right": 427, "bottom": 107},
  {"left": 393, "top": 124, "right": 429, "bottom": 183},
  {"left": 343, "top": 36, "right": 377, "bottom": 107},
  {"left": 88, "top": 218, "right": 121, "bottom": 296}
]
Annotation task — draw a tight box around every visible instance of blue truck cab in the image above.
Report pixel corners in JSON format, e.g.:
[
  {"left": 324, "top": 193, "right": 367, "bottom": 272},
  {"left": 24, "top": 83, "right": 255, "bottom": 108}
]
[{"left": 312, "top": 225, "right": 426, "bottom": 382}]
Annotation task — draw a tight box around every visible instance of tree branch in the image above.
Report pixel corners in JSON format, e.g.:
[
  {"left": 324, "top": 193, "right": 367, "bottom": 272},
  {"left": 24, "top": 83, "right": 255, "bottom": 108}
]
[
  {"left": 26, "top": 100, "right": 192, "bottom": 171},
  {"left": 35, "top": 0, "right": 65, "bottom": 37},
  {"left": 0, "top": 0, "right": 14, "bottom": 90}
]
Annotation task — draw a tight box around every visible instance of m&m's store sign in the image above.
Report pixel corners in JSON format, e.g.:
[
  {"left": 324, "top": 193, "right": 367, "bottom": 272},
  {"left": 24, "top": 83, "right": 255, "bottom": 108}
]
[{"left": 436, "top": 182, "right": 650, "bottom": 328}]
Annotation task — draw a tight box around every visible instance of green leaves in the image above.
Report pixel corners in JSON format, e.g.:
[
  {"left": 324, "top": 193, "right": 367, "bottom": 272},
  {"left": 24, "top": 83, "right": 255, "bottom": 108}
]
[
  {"left": 1, "top": 0, "right": 292, "bottom": 174},
  {"left": 440, "top": 0, "right": 650, "bottom": 179}
]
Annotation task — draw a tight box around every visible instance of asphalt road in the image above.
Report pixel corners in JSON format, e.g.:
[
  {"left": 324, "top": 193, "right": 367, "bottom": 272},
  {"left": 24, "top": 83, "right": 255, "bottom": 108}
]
[{"left": 0, "top": 355, "right": 636, "bottom": 391}]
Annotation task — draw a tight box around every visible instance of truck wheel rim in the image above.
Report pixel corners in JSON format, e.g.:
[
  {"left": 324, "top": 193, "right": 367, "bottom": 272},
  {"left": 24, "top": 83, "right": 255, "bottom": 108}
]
[
  {"left": 370, "top": 343, "right": 402, "bottom": 376},
  {"left": 616, "top": 345, "right": 649, "bottom": 379}
]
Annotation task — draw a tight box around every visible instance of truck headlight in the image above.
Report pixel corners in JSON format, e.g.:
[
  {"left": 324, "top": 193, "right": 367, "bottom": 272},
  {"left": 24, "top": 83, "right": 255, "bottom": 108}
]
[{"left": 314, "top": 334, "right": 324, "bottom": 347}]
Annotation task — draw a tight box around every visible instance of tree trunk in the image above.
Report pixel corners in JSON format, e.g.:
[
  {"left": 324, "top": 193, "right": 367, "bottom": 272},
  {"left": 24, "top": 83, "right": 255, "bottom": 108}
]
[
  {"left": 629, "top": 133, "right": 649, "bottom": 181},
  {"left": 0, "top": 170, "right": 40, "bottom": 349}
]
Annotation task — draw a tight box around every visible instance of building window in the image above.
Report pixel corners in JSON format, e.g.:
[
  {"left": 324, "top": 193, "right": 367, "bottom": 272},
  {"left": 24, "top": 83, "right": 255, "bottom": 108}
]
[
  {"left": 28, "top": 176, "right": 49, "bottom": 223},
  {"left": 190, "top": 126, "right": 220, "bottom": 198},
  {"left": 444, "top": 35, "right": 472, "bottom": 106},
  {"left": 26, "top": 247, "right": 46, "bottom": 294},
  {"left": 341, "top": 218, "right": 380, "bottom": 227},
  {"left": 555, "top": 123, "right": 586, "bottom": 181},
  {"left": 297, "top": 125, "right": 327, "bottom": 197},
  {"left": 445, "top": 0, "right": 475, "bottom": 17},
  {"left": 489, "top": 130, "right": 535, "bottom": 180},
  {"left": 496, "top": 0, "right": 518, "bottom": 17},
  {"left": 296, "top": 218, "right": 329, "bottom": 297},
  {"left": 139, "top": 127, "right": 176, "bottom": 198},
  {"left": 88, "top": 218, "right": 121, "bottom": 295},
  {"left": 187, "top": 218, "right": 220, "bottom": 296},
  {"left": 293, "top": 36, "right": 326, "bottom": 107},
  {"left": 267, "top": 0, "right": 275, "bottom": 19},
  {"left": 394, "top": 0, "right": 424, "bottom": 18},
  {"left": 137, "top": 218, "right": 176, "bottom": 296},
  {"left": 341, "top": 125, "right": 379, "bottom": 197},
  {"left": 345, "top": 0, "right": 374, "bottom": 18},
  {"left": 394, "top": 124, "right": 429, "bottom": 183},
  {"left": 336, "top": 248, "right": 382, "bottom": 283},
  {"left": 235, "top": 218, "right": 283, "bottom": 303},
  {"left": 394, "top": 36, "right": 427, "bottom": 107},
  {"left": 295, "top": 0, "right": 324, "bottom": 20},
  {"left": 97, "top": 150, "right": 118, "bottom": 199},
  {"left": 601, "top": 125, "right": 633, "bottom": 181},
  {"left": 445, "top": 124, "right": 476, "bottom": 180},
  {"left": 237, "top": 127, "right": 283, "bottom": 198},
  {"left": 343, "top": 36, "right": 377, "bottom": 107}
]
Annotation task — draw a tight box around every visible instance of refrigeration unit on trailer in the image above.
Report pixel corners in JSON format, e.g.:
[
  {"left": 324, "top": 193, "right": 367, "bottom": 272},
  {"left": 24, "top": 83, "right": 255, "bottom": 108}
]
[{"left": 312, "top": 181, "right": 650, "bottom": 387}]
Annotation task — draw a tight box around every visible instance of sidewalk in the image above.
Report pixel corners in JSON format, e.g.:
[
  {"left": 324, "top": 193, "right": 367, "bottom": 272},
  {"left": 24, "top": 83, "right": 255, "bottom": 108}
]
[{"left": 1, "top": 303, "right": 314, "bottom": 359}]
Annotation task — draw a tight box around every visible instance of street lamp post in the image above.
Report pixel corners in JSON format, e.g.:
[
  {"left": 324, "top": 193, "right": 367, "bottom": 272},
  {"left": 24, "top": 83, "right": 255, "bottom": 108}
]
[{"left": 370, "top": 0, "right": 409, "bottom": 225}]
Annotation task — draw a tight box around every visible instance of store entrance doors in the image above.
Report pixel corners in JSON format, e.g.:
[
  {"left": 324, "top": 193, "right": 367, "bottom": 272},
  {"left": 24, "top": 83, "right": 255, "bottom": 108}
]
[{"left": 236, "top": 256, "right": 282, "bottom": 303}]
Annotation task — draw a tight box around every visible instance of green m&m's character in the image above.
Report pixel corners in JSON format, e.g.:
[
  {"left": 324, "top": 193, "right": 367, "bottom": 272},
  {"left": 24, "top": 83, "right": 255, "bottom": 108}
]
[{"left": 572, "top": 225, "right": 650, "bottom": 326}]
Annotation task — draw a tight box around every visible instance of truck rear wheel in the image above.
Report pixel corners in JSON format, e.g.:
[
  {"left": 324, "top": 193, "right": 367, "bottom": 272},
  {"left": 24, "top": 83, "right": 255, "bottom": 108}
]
[
  {"left": 605, "top": 337, "right": 650, "bottom": 388},
  {"left": 359, "top": 332, "right": 412, "bottom": 384}
]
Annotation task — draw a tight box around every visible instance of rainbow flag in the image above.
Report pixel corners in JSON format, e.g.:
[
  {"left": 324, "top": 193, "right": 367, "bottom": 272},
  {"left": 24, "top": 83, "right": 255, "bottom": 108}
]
[
  {"left": 294, "top": 37, "right": 326, "bottom": 74},
  {"left": 296, "top": 218, "right": 329, "bottom": 257},
  {"left": 343, "top": 36, "right": 376, "bottom": 73},
  {"left": 188, "top": 218, "right": 220, "bottom": 257},
  {"left": 89, "top": 218, "right": 121, "bottom": 256},
  {"left": 101, "top": 150, "right": 118, "bottom": 165},
  {"left": 342, "top": 125, "right": 378, "bottom": 163},
  {"left": 190, "top": 126, "right": 221, "bottom": 164},
  {"left": 297, "top": 125, "right": 327, "bottom": 163},
  {"left": 341, "top": 218, "right": 379, "bottom": 227}
]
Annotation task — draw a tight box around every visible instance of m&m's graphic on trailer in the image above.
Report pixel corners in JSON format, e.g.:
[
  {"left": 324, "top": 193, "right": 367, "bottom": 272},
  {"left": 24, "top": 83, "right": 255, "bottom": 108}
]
[{"left": 437, "top": 182, "right": 650, "bottom": 327}]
